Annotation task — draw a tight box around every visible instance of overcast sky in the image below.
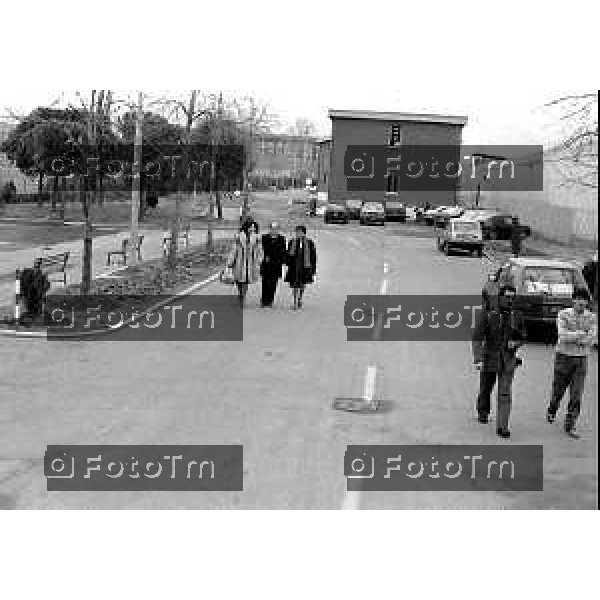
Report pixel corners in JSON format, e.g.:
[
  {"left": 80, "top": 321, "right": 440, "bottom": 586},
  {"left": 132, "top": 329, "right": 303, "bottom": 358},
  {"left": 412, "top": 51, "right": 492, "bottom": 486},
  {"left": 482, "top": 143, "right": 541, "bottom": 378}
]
[{"left": 1, "top": 1, "right": 596, "bottom": 149}]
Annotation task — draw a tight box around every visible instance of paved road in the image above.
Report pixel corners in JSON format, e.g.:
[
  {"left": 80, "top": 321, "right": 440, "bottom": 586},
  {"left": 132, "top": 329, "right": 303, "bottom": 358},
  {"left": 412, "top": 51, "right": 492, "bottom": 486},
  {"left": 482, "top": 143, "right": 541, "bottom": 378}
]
[{"left": 1, "top": 218, "right": 597, "bottom": 509}]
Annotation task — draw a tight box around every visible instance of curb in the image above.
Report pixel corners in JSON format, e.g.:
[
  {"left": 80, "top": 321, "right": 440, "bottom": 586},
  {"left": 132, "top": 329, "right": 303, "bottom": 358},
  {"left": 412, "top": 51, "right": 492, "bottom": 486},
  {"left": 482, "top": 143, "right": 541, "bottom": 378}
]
[{"left": 2, "top": 271, "right": 222, "bottom": 340}]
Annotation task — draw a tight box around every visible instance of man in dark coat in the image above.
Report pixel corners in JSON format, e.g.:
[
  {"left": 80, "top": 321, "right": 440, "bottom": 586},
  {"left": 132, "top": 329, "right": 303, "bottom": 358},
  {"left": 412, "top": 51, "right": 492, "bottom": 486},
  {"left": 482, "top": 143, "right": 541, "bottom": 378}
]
[
  {"left": 472, "top": 285, "right": 526, "bottom": 438},
  {"left": 582, "top": 252, "right": 598, "bottom": 306},
  {"left": 260, "top": 222, "right": 287, "bottom": 307},
  {"left": 511, "top": 217, "right": 523, "bottom": 257}
]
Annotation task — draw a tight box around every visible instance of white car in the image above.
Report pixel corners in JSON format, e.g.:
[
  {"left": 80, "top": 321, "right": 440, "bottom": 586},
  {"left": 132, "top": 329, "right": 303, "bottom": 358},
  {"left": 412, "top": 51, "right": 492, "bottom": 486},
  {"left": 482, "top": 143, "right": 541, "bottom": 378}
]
[{"left": 359, "top": 202, "right": 385, "bottom": 225}]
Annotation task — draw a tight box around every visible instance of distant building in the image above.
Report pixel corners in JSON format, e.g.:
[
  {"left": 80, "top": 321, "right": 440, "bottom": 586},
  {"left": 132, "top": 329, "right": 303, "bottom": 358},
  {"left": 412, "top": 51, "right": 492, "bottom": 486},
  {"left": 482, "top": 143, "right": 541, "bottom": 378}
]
[
  {"left": 470, "top": 141, "right": 598, "bottom": 244},
  {"left": 251, "top": 133, "right": 319, "bottom": 187},
  {"left": 324, "top": 109, "right": 468, "bottom": 206}
]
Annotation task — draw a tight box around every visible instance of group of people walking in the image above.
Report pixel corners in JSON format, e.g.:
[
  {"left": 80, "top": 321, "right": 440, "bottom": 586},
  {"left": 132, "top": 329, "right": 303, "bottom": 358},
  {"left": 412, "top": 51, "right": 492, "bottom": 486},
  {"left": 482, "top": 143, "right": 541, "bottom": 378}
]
[
  {"left": 225, "top": 217, "right": 317, "bottom": 309},
  {"left": 472, "top": 285, "right": 597, "bottom": 439}
]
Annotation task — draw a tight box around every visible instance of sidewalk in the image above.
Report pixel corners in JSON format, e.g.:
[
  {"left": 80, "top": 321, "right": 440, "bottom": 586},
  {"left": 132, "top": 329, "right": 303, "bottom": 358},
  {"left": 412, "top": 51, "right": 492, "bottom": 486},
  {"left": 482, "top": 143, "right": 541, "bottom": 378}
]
[{"left": 0, "top": 227, "right": 233, "bottom": 314}]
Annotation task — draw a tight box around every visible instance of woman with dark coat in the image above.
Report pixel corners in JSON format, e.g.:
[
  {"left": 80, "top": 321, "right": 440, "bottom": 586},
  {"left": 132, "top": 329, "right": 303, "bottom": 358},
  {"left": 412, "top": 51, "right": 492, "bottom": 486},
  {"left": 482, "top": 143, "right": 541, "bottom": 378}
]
[
  {"left": 284, "top": 225, "right": 317, "bottom": 309},
  {"left": 260, "top": 222, "right": 287, "bottom": 307}
]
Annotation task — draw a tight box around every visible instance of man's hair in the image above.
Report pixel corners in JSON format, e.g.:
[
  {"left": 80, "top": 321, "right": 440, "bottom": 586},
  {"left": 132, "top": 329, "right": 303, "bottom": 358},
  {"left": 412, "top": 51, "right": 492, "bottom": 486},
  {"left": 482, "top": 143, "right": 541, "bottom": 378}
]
[
  {"left": 296, "top": 225, "right": 307, "bottom": 234},
  {"left": 573, "top": 288, "right": 590, "bottom": 301}
]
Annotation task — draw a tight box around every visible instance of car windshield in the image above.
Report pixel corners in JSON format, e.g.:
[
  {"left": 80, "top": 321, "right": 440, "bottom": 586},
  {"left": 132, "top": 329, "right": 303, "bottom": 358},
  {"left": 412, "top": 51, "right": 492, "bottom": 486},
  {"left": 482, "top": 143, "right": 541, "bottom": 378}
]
[
  {"left": 521, "top": 267, "right": 584, "bottom": 294},
  {"left": 523, "top": 267, "right": 578, "bottom": 285},
  {"left": 453, "top": 222, "right": 479, "bottom": 233}
]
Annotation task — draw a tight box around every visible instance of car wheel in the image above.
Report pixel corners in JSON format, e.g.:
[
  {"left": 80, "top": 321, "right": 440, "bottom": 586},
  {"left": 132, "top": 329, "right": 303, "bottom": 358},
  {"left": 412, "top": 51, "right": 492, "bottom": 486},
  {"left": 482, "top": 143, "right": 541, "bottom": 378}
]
[
  {"left": 444, "top": 243, "right": 450, "bottom": 256},
  {"left": 477, "top": 248, "right": 483, "bottom": 257}
]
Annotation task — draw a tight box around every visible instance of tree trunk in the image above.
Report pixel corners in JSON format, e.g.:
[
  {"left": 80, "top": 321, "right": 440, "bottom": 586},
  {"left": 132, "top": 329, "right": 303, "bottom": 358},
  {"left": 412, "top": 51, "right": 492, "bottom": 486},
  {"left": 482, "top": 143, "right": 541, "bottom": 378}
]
[
  {"left": 81, "top": 176, "right": 92, "bottom": 295},
  {"left": 51, "top": 175, "right": 58, "bottom": 210},
  {"left": 37, "top": 172, "right": 44, "bottom": 207}
]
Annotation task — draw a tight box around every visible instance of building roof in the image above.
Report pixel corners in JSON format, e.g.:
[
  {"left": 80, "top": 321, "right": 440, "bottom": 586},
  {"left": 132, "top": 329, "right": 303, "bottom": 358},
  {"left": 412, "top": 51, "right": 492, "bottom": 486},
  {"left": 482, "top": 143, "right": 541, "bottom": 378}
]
[{"left": 328, "top": 109, "right": 468, "bottom": 126}]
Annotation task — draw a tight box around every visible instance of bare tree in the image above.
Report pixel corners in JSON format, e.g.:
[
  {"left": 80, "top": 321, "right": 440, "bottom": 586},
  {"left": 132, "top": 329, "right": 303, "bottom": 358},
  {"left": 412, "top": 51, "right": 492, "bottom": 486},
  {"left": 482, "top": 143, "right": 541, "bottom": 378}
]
[{"left": 545, "top": 93, "right": 598, "bottom": 188}]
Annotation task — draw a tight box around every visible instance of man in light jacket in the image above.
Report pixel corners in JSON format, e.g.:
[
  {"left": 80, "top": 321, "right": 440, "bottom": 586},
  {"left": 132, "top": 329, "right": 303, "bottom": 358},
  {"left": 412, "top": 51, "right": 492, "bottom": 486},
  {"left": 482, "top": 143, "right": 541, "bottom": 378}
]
[{"left": 546, "top": 288, "right": 597, "bottom": 438}]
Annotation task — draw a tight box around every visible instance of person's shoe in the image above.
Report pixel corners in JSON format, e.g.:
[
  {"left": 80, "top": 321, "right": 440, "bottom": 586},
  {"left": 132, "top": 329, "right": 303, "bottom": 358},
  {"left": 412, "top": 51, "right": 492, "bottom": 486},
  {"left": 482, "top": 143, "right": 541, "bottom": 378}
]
[
  {"left": 477, "top": 413, "right": 489, "bottom": 424},
  {"left": 496, "top": 427, "right": 511, "bottom": 439},
  {"left": 565, "top": 424, "right": 580, "bottom": 439},
  {"left": 297, "top": 298, "right": 303, "bottom": 309},
  {"left": 546, "top": 410, "right": 556, "bottom": 424}
]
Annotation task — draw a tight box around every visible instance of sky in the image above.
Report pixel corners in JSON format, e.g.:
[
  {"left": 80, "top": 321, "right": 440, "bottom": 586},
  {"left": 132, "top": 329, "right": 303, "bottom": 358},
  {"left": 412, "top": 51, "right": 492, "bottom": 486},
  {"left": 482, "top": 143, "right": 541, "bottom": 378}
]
[{"left": 1, "top": 1, "right": 597, "bottom": 149}]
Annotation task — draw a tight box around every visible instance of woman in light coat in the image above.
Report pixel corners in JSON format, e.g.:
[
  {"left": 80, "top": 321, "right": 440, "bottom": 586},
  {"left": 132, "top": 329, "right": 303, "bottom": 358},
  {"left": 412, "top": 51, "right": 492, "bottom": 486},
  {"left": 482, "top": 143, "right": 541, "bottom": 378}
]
[{"left": 227, "top": 219, "right": 263, "bottom": 306}]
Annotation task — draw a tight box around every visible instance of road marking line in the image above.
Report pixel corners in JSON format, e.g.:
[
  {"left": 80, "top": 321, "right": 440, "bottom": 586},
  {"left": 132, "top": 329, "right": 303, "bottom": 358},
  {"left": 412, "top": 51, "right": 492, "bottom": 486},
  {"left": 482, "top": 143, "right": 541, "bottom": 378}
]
[
  {"left": 364, "top": 365, "right": 377, "bottom": 404},
  {"left": 341, "top": 490, "right": 361, "bottom": 510},
  {"left": 380, "top": 279, "right": 388, "bottom": 295},
  {"left": 340, "top": 365, "right": 378, "bottom": 510},
  {"left": 383, "top": 262, "right": 389, "bottom": 274}
]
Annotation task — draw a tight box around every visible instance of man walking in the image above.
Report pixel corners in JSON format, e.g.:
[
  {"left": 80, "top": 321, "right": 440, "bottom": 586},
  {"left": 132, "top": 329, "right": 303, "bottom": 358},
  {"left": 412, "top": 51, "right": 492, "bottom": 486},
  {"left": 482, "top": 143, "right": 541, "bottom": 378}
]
[
  {"left": 260, "top": 222, "right": 287, "bottom": 307},
  {"left": 546, "top": 289, "right": 597, "bottom": 438},
  {"left": 472, "top": 285, "right": 526, "bottom": 438},
  {"left": 511, "top": 217, "right": 523, "bottom": 257}
]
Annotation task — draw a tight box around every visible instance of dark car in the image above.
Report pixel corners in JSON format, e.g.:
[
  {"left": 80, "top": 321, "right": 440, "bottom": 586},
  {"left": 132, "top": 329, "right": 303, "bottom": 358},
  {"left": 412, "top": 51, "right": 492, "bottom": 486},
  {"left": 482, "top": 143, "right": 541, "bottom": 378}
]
[
  {"left": 324, "top": 203, "right": 348, "bottom": 224},
  {"left": 384, "top": 201, "right": 407, "bottom": 222},
  {"left": 345, "top": 199, "right": 363, "bottom": 220},
  {"left": 482, "top": 257, "right": 590, "bottom": 333},
  {"left": 481, "top": 214, "right": 531, "bottom": 240}
]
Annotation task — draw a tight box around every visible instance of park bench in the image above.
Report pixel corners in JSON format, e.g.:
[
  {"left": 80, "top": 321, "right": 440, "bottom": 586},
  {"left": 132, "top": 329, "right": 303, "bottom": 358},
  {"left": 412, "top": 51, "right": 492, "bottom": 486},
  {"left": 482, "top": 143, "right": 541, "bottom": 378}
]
[
  {"left": 33, "top": 252, "right": 70, "bottom": 286},
  {"left": 106, "top": 236, "right": 144, "bottom": 266},
  {"left": 162, "top": 222, "right": 191, "bottom": 256}
]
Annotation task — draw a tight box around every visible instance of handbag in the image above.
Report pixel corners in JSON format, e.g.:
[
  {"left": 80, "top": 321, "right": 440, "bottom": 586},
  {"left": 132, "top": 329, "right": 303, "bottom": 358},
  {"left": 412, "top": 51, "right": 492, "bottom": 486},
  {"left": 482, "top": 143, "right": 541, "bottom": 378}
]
[{"left": 219, "top": 265, "right": 236, "bottom": 285}]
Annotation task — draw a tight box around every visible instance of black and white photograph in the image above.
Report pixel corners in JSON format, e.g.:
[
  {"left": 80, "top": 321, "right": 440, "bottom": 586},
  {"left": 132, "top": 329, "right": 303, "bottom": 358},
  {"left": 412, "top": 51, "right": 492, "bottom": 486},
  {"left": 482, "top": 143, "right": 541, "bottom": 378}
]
[{"left": 1, "top": 1, "right": 597, "bottom": 598}]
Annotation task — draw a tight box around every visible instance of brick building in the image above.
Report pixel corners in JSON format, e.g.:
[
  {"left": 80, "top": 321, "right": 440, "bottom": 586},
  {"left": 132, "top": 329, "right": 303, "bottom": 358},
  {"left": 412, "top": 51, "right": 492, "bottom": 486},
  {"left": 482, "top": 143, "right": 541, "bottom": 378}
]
[{"left": 320, "top": 109, "right": 468, "bottom": 206}]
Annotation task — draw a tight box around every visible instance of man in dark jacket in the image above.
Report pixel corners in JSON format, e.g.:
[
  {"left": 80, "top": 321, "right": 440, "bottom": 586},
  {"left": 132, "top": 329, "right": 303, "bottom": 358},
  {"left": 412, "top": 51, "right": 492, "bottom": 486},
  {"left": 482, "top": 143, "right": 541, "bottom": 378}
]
[
  {"left": 582, "top": 252, "right": 598, "bottom": 305},
  {"left": 260, "top": 222, "right": 287, "bottom": 307},
  {"left": 511, "top": 217, "right": 523, "bottom": 257},
  {"left": 472, "top": 285, "right": 526, "bottom": 438}
]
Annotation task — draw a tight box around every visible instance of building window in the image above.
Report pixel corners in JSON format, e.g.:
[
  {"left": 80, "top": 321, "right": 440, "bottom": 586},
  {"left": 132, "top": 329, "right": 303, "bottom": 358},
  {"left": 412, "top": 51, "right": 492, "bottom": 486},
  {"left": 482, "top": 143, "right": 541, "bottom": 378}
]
[{"left": 389, "top": 123, "right": 401, "bottom": 146}]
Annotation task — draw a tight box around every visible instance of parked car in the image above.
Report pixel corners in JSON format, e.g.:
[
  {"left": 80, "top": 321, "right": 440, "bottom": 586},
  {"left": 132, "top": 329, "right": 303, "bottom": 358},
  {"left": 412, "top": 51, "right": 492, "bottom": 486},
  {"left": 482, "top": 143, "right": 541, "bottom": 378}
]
[
  {"left": 404, "top": 206, "right": 418, "bottom": 221},
  {"left": 324, "top": 203, "right": 349, "bottom": 224},
  {"left": 482, "top": 257, "right": 590, "bottom": 331},
  {"left": 360, "top": 202, "right": 385, "bottom": 225},
  {"left": 436, "top": 217, "right": 484, "bottom": 256},
  {"left": 432, "top": 206, "right": 464, "bottom": 228},
  {"left": 345, "top": 199, "right": 363, "bottom": 220},
  {"left": 481, "top": 213, "right": 532, "bottom": 240},
  {"left": 423, "top": 206, "right": 448, "bottom": 226},
  {"left": 384, "top": 200, "right": 407, "bottom": 222}
]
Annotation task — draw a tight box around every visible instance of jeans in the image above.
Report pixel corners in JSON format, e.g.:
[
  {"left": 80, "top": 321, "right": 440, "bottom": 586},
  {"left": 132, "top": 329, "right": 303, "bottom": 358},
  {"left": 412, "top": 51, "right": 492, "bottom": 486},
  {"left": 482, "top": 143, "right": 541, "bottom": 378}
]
[
  {"left": 477, "top": 367, "right": 516, "bottom": 430},
  {"left": 548, "top": 353, "right": 588, "bottom": 428}
]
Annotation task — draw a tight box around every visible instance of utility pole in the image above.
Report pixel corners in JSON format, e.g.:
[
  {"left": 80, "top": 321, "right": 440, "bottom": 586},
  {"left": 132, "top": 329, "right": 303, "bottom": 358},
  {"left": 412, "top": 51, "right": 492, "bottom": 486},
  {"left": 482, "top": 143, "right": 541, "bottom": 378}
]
[
  {"left": 81, "top": 90, "right": 96, "bottom": 295},
  {"left": 130, "top": 91, "right": 143, "bottom": 265},
  {"left": 210, "top": 92, "right": 223, "bottom": 222}
]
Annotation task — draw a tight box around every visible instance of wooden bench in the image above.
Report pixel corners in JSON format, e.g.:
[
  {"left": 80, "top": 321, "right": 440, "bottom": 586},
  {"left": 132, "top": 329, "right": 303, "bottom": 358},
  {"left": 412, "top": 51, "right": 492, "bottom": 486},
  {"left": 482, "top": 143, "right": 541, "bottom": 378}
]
[
  {"left": 34, "top": 252, "right": 70, "bottom": 286},
  {"left": 107, "top": 236, "right": 144, "bottom": 266},
  {"left": 162, "top": 223, "right": 191, "bottom": 256}
]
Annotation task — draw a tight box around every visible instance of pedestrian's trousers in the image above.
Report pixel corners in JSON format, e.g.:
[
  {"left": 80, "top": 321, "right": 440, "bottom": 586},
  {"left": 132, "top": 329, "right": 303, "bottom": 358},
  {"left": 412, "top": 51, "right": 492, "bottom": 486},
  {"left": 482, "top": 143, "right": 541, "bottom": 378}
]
[
  {"left": 477, "top": 367, "right": 516, "bottom": 430},
  {"left": 261, "top": 276, "right": 279, "bottom": 305},
  {"left": 548, "top": 353, "right": 588, "bottom": 427}
]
